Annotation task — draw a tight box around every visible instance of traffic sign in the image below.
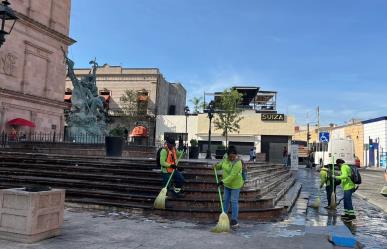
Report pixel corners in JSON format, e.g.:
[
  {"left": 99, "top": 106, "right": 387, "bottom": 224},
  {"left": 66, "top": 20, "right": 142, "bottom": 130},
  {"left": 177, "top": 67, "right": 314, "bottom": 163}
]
[{"left": 319, "top": 132, "right": 330, "bottom": 143}]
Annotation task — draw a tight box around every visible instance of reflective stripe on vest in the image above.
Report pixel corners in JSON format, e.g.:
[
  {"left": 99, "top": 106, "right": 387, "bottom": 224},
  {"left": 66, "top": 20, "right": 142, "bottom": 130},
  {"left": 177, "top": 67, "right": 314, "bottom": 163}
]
[{"left": 166, "top": 146, "right": 177, "bottom": 173}]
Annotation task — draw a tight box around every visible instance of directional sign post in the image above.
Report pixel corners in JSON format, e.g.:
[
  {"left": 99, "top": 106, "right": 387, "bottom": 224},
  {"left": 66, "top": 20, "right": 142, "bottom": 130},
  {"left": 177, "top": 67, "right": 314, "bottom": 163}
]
[{"left": 319, "top": 132, "right": 330, "bottom": 143}]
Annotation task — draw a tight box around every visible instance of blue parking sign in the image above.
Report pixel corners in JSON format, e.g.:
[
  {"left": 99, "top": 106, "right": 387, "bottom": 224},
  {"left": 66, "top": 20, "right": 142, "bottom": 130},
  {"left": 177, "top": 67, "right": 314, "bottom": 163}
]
[{"left": 319, "top": 132, "right": 330, "bottom": 143}]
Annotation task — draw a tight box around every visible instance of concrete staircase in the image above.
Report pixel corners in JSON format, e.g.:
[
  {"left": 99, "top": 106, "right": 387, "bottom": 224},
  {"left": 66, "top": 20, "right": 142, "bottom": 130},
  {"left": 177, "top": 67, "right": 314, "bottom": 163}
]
[{"left": 0, "top": 151, "right": 301, "bottom": 221}]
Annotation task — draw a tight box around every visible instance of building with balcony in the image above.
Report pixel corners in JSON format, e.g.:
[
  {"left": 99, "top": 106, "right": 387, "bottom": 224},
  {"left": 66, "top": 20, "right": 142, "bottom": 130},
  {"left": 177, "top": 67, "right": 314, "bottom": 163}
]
[
  {"left": 64, "top": 64, "right": 186, "bottom": 144},
  {"left": 213, "top": 86, "right": 277, "bottom": 113}
]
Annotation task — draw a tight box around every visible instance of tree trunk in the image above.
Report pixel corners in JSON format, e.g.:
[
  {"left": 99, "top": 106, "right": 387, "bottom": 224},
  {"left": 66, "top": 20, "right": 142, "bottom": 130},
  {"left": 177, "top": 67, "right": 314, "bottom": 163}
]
[{"left": 225, "top": 131, "right": 228, "bottom": 149}]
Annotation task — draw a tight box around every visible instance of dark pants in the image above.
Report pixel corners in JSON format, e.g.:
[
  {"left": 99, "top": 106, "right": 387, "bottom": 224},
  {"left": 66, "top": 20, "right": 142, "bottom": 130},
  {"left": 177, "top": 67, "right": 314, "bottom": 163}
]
[
  {"left": 344, "top": 188, "right": 355, "bottom": 215},
  {"left": 162, "top": 171, "right": 185, "bottom": 190}
]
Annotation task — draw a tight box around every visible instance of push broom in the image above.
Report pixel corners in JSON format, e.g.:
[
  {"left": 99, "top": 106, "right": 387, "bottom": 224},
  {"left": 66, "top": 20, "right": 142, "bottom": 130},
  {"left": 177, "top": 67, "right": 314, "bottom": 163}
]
[
  {"left": 211, "top": 167, "right": 230, "bottom": 233},
  {"left": 310, "top": 188, "right": 321, "bottom": 209},
  {"left": 330, "top": 156, "right": 337, "bottom": 209},
  {"left": 153, "top": 152, "right": 183, "bottom": 209}
]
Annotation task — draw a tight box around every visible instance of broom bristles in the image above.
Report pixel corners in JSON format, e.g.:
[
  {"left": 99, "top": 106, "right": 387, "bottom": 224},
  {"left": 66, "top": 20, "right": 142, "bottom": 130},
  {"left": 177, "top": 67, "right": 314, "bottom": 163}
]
[
  {"left": 330, "top": 192, "right": 337, "bottom": 209},
  {"left": 153, "top": 187, "right": 168, "bottom": 209},
  {"left": 211, "top": 212, "right": 230, "bottom": 233},
  {"left": 310, "top": 196, "right": 320, "bottom": 208},
  {"left": 380, "top": 185, "right": 387, "bottom": 195}
]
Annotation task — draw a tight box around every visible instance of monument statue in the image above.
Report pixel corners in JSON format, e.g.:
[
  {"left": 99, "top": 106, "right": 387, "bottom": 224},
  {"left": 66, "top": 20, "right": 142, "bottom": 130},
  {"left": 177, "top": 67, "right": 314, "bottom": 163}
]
[{"left": 62, "top": 48, "right": 107, "bottom": 142}]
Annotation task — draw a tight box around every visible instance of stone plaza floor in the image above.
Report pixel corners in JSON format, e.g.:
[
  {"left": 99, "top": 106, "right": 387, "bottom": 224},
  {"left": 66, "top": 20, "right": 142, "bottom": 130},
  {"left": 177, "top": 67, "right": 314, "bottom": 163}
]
[{"left": 0, "top": 168, "right": 385, "bottom": 249}]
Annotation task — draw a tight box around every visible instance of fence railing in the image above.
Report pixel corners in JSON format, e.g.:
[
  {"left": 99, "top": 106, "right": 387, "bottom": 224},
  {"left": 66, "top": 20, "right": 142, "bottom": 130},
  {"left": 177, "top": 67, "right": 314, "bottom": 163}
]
[{"left": 0, "top": 132, "right": 155, "bottom": 148}]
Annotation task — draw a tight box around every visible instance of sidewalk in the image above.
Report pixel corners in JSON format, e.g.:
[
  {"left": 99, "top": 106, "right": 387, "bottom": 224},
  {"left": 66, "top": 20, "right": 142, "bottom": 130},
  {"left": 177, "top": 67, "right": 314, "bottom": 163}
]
[
  {"left": 0, "top": 208, "right": 334, "bottom": 249},
  {"left": 0, "top": 168, "right": 385, "bottom": 249},
  {"left": 356, "top": 169, "right": 387, "bottom": 212}
]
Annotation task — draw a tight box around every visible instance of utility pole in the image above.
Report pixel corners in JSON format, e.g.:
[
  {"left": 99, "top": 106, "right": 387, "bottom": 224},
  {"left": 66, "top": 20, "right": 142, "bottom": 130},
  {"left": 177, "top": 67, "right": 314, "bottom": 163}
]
[
  {"left": 307, "top": 123, "right": 310, "bottom": 148},
  {"left": 317, "top": 106, "right": 320, "bottom": 132}
]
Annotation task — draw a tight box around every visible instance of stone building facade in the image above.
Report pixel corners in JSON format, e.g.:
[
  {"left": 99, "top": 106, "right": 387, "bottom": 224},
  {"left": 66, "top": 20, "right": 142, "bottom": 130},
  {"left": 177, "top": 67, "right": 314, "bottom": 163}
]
[
  {"left": 0, "top": 0, "right": 75, "bottom": 134},
  {"left": 65, "top": 64, "right": 186, "bottom": 117}
]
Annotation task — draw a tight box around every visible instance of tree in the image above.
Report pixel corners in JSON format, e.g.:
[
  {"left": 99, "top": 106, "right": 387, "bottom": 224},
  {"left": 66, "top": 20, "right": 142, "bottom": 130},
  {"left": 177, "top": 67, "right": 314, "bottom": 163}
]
[
  {"left": 213, "top": 89, "right": 244, "bottom": 147},
  {"left": 120, "top": 89, "right": 138, "bottom": 117},
  {"left": 190, "top": 96, "right": 204, "bottom": 114}
]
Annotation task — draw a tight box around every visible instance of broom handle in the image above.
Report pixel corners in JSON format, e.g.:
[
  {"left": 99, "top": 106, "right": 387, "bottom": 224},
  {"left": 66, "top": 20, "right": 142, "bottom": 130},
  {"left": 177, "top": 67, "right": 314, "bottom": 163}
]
[
  {"left": 214, "top": 167, "right": 225, "bottom": 212},
  {"left": 164, "top": 150, "right": 184, "bottom": 188}
]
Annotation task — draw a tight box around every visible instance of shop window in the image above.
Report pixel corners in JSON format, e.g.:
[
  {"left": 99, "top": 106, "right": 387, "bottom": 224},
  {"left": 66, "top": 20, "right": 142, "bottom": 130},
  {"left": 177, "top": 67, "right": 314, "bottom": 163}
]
[{"left": 168, "top": 105, "right": 176, "bottom": 115}]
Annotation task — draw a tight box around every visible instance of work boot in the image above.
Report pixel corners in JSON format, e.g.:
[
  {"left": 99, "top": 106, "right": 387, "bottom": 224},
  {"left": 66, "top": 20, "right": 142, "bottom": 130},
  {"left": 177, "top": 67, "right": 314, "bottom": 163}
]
[
  {"left": 230, "top": 219, "right": 239, "bottom": 229},
  {"left": 340, "top": 214, "right": 350, "bottom": 220},
  {"left": 347, "top": 215, "right": 356, "bottom": 220},
  {"left": 171, "top": 191, "right": 185, "bottom": 198}
]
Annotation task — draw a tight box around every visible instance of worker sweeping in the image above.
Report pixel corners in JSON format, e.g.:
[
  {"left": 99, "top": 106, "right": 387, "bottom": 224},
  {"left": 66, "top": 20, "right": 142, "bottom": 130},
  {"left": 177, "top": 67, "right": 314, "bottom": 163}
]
[
  {"left": 335, "top": 159, "right": 356, "bottom": 221},
  {"left": 154, "top": 137, "right": 185, "bottom": 209},
  {"left": 212, "top": 146, "right": 244, "bottom": 230},
  {"left": 320, "top": 164, "right": 340, "bottom": 209},
  {"left": 159, "top": 137, "right": 185, "bottom": 198}
]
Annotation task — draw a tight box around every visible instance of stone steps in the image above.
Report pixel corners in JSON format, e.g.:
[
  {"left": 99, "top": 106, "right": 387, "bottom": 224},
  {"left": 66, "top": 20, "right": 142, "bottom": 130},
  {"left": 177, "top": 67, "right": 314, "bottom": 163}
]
[
  {"left": 0, "top": 167, "right": 290, "bottom": 199},
  {"left": 0, "top": 151, "right": 297, "bottom": 221},
  {"left": 0, "top": 161, "right": 284, "bottom": 181}
]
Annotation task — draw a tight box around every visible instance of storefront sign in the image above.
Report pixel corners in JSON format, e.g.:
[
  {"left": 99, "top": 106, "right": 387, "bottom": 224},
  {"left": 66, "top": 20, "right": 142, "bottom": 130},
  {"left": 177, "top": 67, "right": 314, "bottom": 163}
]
[{"left": 261, "top": 113, "right": 285, "bottom": 121}]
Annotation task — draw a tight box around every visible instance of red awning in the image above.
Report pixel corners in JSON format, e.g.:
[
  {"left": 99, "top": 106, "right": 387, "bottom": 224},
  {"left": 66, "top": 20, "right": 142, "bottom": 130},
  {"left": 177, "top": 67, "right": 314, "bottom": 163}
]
[
  {"left": 64, "top": 95, "right": 71, "bottom": 101},
  {"left": 130, "top": 126, "right": 148, "bottom": 137},
  {"left": 7, "top": 118, "right": 36, "bottom": 128}
]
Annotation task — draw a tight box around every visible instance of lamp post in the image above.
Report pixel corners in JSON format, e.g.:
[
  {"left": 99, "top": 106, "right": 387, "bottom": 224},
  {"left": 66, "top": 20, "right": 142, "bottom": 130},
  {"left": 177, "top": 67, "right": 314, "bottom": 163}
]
[
  {"left": 205, "top": 101, "right": 215, "bottom": 159},
  {"left": 184, "top": 106, "right": 190, "bottom": 149},
  {"left": 0, "top": 0, "right": 18, "bottom": 48}
]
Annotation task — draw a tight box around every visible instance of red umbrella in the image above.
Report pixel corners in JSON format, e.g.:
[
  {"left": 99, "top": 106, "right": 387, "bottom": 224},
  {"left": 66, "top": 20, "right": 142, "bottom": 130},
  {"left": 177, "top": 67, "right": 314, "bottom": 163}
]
[{"left": 7, "top": 118, "right": 36, "bottom": 128}]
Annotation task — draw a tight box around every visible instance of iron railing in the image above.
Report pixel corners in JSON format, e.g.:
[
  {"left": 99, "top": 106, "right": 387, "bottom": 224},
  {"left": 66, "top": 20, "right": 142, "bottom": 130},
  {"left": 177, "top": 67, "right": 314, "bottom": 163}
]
[{"left": 0, "top": 132, "right": 155, "bottom": 148}]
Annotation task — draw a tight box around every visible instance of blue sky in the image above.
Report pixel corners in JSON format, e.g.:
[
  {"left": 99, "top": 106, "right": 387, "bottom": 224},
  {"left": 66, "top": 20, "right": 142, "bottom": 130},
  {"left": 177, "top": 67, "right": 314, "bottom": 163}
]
[{"left": 69, "top": 0, "right": 387, "bottom": 125}]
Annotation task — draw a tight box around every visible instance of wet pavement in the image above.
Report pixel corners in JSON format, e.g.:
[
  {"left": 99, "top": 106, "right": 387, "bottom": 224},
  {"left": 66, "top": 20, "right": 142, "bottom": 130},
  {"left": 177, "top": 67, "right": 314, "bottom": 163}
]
[
  {"left": 0, "top": 167, "right": 385, "bottom": 249},
  {"left": 296, "top": 167, "right": 387, "bottom": 249},
  {"left": 355, "top": 168, "right": 387, "bottom": 212}
]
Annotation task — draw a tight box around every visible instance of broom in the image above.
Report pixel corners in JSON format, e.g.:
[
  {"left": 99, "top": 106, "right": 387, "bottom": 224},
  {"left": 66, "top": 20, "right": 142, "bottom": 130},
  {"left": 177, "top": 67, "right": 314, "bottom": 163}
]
[
  {"left": 381, "top": 171, "right": 387, "bottom": 196},
  {"left": 330, "top": 156, "right": 337, "bottom": 209},
  {"left": 310, "top": 189, "right": 321, "bottom": 208},
  {"left": 153, "top": 152, "right": 183, "bottom": 209},
  {"left": 211, "top": 167, "right": 230, "bottom": 233}
]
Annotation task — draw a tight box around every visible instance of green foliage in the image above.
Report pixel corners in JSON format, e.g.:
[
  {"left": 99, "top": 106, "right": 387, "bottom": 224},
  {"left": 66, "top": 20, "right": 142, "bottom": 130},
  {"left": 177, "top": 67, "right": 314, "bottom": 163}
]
[
  {"left": 190, "top": 139, "right": 198, "bottom": 147},
  {"left": 213, "top": 89, "right": 244, "bottom": 146},
  {"left": 120, "top": 89, "right": 138, "bottom": 117},
  {"left": 217, "top": 144, "right": 226, "bottom": 150},
  {"left": 190, "top": 97, "right": 204, "bottom": 114},
  {"left": 109, "top": 126, "right": 127, "bottom": 137}
]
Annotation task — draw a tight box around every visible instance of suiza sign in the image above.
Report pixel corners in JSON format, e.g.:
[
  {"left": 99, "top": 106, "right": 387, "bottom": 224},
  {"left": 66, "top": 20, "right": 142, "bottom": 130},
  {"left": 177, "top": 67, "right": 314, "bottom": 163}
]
[{"left": 261, "top": 114, "right": 285, "bottom": 121}]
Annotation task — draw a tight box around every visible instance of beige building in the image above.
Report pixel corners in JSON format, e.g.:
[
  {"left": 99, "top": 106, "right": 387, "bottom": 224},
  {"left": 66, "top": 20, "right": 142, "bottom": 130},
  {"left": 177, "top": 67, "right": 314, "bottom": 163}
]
[
  {"left": 156, "top": 111, "right": 295, "bottom": 162},
  {"left": 0, "top": 0, "right": 74, "bottom": 134},
  {"left": 65, "top": 64, "right": 186, "bottom": 117},
  {"left": 294, "top": 121, "right": 364, "bottom": 165}
]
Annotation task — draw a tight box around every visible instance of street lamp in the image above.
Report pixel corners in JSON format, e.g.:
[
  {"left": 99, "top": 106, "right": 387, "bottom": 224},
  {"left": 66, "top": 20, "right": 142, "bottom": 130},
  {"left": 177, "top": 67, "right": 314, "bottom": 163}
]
[
  {"left": 0, "top": 0, "right": 18, "bottom": 48},
  {"left": 205, "top": 101, "right": 215, "bottom": 159},
  {"left": 184, "top": 106, "right": 190, "bottom": 147}
]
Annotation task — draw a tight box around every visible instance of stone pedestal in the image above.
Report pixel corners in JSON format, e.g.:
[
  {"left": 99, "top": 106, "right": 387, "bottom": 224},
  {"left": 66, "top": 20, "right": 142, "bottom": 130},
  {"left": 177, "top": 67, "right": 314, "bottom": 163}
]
[{"left": 0, "top": 188, "right": 65, "bottom": 243}]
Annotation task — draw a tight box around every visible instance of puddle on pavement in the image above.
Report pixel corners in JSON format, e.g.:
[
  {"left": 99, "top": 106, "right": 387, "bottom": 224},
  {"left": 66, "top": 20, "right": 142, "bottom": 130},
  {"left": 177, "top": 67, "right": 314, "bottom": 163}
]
[{"left": 298, "top": 168, "right": 387, "bottom": 249}]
